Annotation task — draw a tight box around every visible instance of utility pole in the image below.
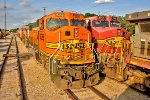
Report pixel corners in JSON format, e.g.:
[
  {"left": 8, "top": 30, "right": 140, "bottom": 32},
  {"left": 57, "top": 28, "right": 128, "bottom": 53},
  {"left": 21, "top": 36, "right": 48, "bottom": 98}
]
[
  {"left": 4, "top": 0, "right": 6, "bottom": 40},
  {"left": 42, "top": 7, "right": 46, "bottom": 16}
]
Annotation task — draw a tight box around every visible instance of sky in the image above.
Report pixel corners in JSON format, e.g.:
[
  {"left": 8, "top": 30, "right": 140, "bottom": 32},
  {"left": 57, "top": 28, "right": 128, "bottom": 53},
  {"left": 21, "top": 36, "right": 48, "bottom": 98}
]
[{"left": 0, "top": 0, "right": 150, "bottom": 29}]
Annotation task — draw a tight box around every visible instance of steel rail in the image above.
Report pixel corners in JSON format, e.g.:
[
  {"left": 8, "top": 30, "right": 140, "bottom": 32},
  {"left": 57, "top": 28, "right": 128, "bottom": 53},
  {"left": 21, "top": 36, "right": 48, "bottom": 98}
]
[
  {"left": 15, "top": 36, "right": 28, "bottom": 100},
  {"left": 64, "top": 89, "right": 80, "bottom": 100},
  {"left": 0, "top": 36, "right": 13, "bottom": 78},
  {"left": 89, "top": 86, "right": 110, "bottom": 100}
]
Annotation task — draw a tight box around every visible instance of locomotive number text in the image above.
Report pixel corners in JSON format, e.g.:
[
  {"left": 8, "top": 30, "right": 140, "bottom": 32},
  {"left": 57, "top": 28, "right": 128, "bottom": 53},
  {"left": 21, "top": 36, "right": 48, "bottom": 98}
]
[{"left": 62, "top": 43, "right": 85, "bottom": 50}]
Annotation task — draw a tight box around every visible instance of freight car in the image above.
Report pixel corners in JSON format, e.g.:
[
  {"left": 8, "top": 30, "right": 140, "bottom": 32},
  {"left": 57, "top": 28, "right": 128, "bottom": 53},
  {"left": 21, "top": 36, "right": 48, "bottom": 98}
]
[
  {"left": 28, "top": 11, "right": 100, "bottom": 89},
  {"left": 19, "top": 26, "right": 29, "bottom": 45},
  {"left": 86, "top": 16, "right": 131, "bottom": 81},
  {"left": 125, "top": 10, "right": 150, "bottom": 91}
]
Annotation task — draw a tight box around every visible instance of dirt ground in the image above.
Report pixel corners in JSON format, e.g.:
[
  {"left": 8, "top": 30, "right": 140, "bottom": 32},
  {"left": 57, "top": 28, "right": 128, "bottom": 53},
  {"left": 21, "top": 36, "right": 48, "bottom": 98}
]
[{"left": 0, "top": 35, "right": 149, "bottom": 100}]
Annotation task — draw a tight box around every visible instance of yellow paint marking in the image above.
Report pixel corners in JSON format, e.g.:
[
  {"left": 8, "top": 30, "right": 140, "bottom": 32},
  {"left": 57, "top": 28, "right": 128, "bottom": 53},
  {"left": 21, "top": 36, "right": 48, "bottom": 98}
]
[{"left": 130, "top": 61, "right": 137, "bottom": 65}]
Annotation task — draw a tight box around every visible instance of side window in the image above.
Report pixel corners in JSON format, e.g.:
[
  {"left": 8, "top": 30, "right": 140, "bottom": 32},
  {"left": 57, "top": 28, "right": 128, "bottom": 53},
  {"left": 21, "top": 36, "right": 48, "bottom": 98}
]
[
  {"left": 147, "top": 42, "right": 150, "bottom": 56},
  {"left": 140, "top": 23, "right": 150, "bottom": 32},
  {"left": 140, "top": 41, "right": 145, "bottom": 55},
  {"left": 40, "top": 20, "right": 44, "bottom": 30}
]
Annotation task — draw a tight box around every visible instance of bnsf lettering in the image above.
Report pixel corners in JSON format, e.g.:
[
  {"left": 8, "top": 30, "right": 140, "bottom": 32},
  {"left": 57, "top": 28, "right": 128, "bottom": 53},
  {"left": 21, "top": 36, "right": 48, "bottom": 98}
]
[{"left": 106, "top": 39, "right": 122, "bottom": 45}]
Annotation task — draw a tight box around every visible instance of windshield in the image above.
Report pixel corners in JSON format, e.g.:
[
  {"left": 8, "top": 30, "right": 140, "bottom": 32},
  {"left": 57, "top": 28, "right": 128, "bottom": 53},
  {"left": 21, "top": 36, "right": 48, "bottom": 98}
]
[
  {"left": 92, "top": 21, "right": 109, "bottom": 27},
  {"left": 71, "top": 19, "right": 86, "bottom": 27},
  {"left": 47, "top": 19, "right": 68, "bottom": 29},
  {"left": 110, "top": 21, "right": 120, "bottom": 27}
]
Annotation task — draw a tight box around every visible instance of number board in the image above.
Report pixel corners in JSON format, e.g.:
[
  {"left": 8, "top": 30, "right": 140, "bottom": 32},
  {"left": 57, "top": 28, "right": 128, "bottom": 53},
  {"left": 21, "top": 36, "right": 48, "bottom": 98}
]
[
  {"left": 40, "top": 34, "right": 44, "bottom": 40},
  {"left": 62, "top": 43, "right": 85, "bottom": 50},
  {"left": 56, "top": 13, "right": 64, "bottom": 17}
]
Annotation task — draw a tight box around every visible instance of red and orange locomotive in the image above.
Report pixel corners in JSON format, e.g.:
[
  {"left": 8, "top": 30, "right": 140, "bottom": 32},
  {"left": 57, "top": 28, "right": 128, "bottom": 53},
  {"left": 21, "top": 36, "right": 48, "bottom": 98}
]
[{"left": 86, "top": 16, "right": 131, "bottom": 81}]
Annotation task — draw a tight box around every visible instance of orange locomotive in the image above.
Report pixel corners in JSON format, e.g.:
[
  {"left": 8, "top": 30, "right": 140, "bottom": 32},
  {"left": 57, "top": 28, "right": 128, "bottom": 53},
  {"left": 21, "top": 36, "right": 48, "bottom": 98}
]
[
  {"left": 28, "top": 12, "right": 100, "bottom": 89},
  {"left": 19, "top": 26, "right": 29, "bottom": 45}
]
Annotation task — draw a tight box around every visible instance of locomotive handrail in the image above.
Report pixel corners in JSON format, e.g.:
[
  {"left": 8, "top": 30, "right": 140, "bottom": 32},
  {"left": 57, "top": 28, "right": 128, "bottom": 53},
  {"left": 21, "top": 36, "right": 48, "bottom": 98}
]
[
  {"left": 49, "top": 32, "right": 98, "bottom": 74},
  {"left": 112, "top": 38, "right": 124, "bottom": 75},
  {"left": 50, "top": 32, "right": 61, "bottom": 58},
  {"left": 87, "top": 32, "right": 98, "bottom": 60},
  {"left": 49, "top": 32, "right": 61, "bottom": 74},
  {"left": 113, "top": 37, "right": 124, "bottom": 62},
  {"left": 97, "top": 42, "right": 107, "bottom": 63}
]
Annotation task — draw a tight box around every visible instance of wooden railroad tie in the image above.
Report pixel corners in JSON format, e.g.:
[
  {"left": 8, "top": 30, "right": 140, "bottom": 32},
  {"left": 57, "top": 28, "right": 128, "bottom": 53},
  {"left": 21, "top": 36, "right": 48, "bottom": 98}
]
[{"left": 3, "top": 53, "right": 32, "bottom": 58}]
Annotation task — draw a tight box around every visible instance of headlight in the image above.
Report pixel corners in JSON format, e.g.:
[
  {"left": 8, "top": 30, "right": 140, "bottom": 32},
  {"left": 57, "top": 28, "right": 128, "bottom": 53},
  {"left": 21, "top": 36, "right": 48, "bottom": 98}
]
[
  {"left": 117, "top": 29, "right": 121, "bottom": 36},
  {"left": 74, "top": 28, "right": 79, "bottom": 37}
]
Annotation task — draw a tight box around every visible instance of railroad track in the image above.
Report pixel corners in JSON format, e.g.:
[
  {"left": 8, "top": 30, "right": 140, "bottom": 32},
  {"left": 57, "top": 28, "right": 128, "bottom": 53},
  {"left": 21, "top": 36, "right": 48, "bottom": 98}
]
[
  {"left": 0, "top": 35, "right": 27, "bottom": 100},
  {"left": 107, "top": 77, "right": 150, "bottom": 97},
  {"left": 65, "top": 86, "right": 110, "bottom": 100}
]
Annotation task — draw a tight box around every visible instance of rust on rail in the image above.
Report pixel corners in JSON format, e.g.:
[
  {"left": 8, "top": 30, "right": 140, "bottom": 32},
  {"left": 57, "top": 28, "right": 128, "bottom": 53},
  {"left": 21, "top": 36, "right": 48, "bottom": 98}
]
[
  {"left": 64, "top": 89, "right": 79, "bottom": 100},
  {"left": 89, "top": 86, "right": 110, "bottom": 100}
]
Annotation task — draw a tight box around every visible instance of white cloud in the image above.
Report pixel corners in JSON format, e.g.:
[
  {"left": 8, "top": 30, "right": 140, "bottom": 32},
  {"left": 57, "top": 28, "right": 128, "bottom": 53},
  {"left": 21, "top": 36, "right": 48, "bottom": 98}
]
[
  {"left": 19, "top": 0, "right": 32, "bottom": 7},
  {"left": 12, "top": 24, "right": 17, "bottom": 27},
  {"left": 94, "top": 0, "right": 114, "bottom": 4}
]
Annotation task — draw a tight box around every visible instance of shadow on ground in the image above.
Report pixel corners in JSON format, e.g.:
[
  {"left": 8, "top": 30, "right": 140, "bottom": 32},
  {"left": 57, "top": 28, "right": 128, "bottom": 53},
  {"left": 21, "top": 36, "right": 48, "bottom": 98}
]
[{"left": 113, "top": 87, "right": 150, "bottom": 100}]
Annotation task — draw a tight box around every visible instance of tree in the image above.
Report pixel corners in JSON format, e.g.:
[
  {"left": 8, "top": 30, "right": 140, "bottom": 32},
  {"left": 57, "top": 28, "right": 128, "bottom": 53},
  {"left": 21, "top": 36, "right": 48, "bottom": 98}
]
[
  {"left": 84, "top": 13, "right": 97, "bottom": 18},
  {"left": 10, "top": 28, "right": 19, "bottom": 33},
  {"left": 118, "top": 16, "right": 135, "bottom": 35}
]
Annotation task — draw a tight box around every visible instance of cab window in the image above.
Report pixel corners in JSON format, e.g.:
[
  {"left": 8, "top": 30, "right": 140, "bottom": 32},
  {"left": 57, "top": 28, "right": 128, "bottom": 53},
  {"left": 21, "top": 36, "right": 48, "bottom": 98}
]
[
  {"left": 71, "top": 19, "right": 86, "bottom": 27},
  {"left": 110, "top": 21, "right": 120, "bottom": 27},
  {"left": 47, "top": 18, "right": 68, "bottom": 29},
  {"left": 92, "top": 21, "right": 109, "bottom": 27},
  {"left": 40, "top": 21, "right": 44, "bottom": 30}
]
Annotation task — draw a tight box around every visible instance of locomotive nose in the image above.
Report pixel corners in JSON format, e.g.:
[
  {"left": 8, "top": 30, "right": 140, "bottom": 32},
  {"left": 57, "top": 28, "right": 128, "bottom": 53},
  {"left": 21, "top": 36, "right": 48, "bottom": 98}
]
[{"left": 63, "top": 26, "right": 90, "bottom": 39}]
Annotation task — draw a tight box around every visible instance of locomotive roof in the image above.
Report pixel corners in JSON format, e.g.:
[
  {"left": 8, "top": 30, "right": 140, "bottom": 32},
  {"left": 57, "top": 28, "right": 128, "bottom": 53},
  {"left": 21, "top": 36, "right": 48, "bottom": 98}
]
[
  {"left": 126, "top": 10, "right": 150, "bottom": 23},
  {"left": 39, "top": 11, "right": 85, "bottom": 20},
  {"left": 86, "top": 16, "right": 119, "bottom": 22}
]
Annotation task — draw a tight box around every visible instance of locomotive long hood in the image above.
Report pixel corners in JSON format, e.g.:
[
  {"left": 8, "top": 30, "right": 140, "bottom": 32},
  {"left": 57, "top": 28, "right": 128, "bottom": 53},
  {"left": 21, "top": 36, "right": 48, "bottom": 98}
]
[{"left": 92, "top": 27, "right": 130, "bottom": 40}]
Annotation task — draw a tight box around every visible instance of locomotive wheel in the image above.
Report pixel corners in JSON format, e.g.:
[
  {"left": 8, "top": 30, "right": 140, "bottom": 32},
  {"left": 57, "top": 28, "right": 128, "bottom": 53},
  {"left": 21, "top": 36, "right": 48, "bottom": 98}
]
[
  {"left": 35, "top": 50, "right": 40, "bottom": 61},
  {"left": 49, "top": 58, "right": 73, "bottom": 89}
]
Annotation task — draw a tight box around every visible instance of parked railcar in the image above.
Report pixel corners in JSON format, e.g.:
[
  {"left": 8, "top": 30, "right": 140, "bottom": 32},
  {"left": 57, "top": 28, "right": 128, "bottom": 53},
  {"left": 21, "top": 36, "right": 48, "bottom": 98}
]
[
  {"left": 28, "top": 12, "right": 100, "bottom": 89},
  {"left": 125, "top": 10, "right": 150, "bottom": 91}
]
